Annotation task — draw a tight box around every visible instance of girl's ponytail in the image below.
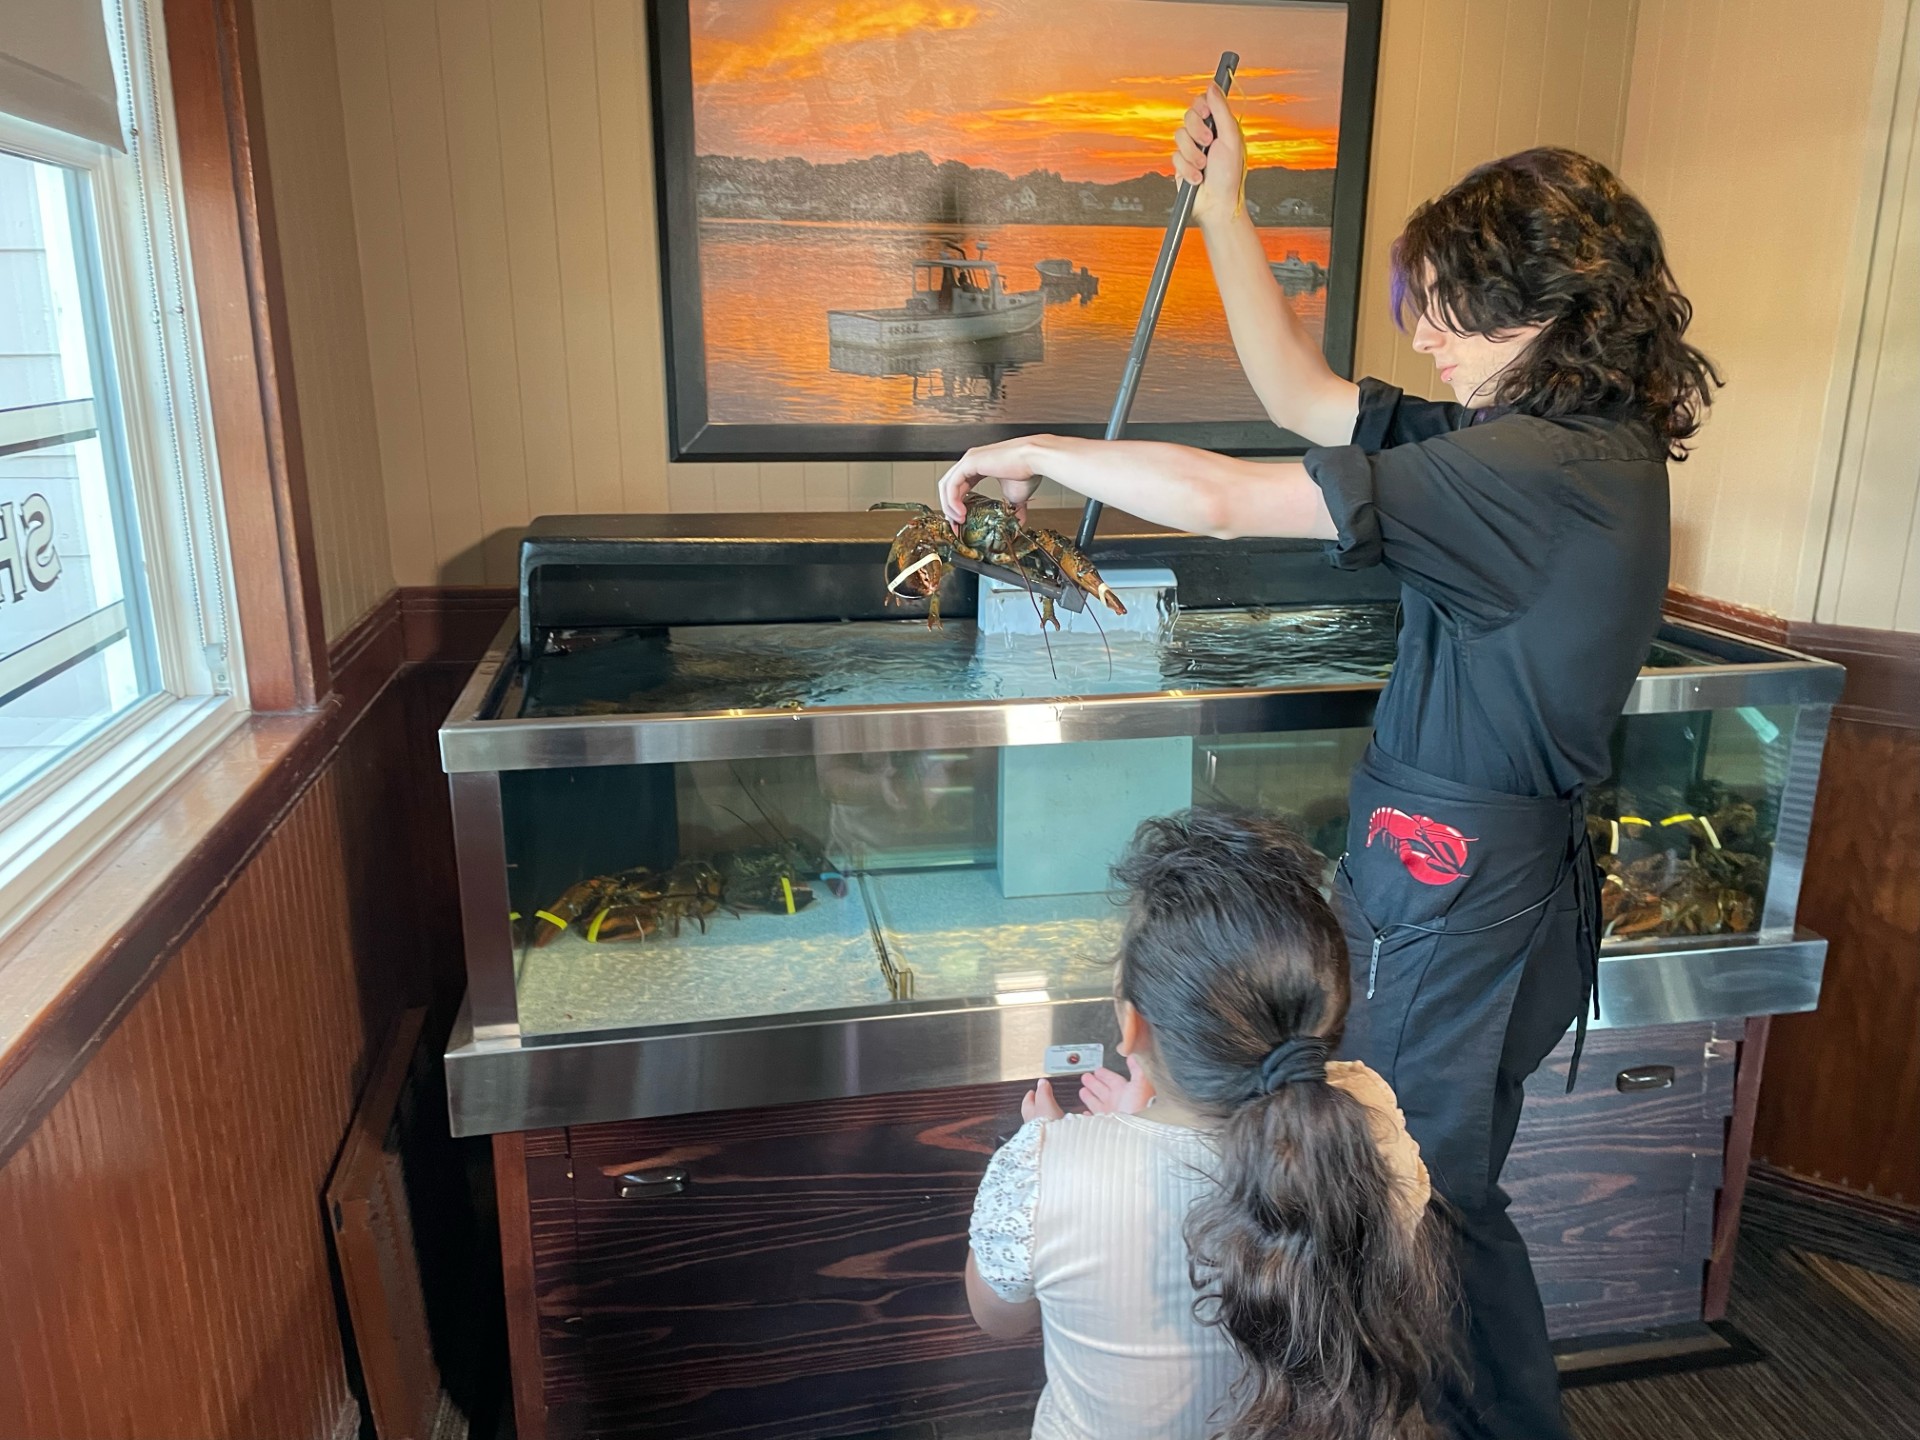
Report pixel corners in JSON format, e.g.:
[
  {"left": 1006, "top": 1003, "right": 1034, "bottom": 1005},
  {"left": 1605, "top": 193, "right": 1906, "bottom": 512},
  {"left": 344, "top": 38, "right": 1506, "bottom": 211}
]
[
  {"left": 1189, "top": 1056, "right": 1449, "bottom": 1440},
  {"left": 1113, "top": 811, "right": 1452, "bottom": 1440}
]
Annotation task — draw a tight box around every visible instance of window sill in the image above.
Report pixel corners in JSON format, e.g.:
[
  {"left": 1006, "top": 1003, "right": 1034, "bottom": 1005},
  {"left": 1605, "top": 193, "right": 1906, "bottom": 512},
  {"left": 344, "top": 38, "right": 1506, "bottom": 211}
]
[{"left": 0, "top": 707, "right": 331, "bottom": 1163}]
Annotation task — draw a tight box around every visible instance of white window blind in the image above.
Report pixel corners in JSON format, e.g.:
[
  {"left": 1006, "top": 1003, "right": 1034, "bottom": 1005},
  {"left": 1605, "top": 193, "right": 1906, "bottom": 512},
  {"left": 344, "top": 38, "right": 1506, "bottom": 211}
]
[{"left": 0, "top": 0, "right": 124, "bottom": 151}]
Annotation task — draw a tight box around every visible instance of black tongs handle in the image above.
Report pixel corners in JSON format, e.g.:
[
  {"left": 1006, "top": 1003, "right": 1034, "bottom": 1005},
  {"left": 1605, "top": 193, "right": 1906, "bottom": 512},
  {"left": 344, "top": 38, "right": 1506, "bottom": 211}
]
[{"left": 1073, "top": 50, "right": 1239, "bottom": 552}]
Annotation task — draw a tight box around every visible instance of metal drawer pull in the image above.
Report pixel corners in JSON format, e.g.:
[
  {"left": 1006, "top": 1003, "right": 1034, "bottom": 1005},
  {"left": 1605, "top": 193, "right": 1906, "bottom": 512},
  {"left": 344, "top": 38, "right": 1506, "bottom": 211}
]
[
  {"left": 617, "top": 1167, "right": 688, "bottom": 1198},
  {"left": 1616, "top": 1065, "right": 1676, "bottom": 1093}
]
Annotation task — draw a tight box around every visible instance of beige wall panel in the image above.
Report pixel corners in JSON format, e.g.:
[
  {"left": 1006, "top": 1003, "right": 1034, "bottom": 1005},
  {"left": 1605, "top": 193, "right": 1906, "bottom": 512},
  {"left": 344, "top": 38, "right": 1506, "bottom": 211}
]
[
  {"left": 387, "top": 0, "right": 487, "bottom": 583},
  {"left": 543, "top": 2, "right": 625, "bottom": 517},
  {"left": 332, "top": 0, "right": 437, "bottom": 592},
  {"left": 490, "top": 0, "right": 580, "bottom": 529},
  {"left": 1818, "top": 5, "right": 1920, "bottom": 631},
  {"left": 1621, "top": 0, "right": 1889, "bottom": 617},
  {"left": 1352, "top": 0, "right": 1641, "bottom": 396},
  {"left": 251, "top": 0, "right": 395, "bottom": 637},
  {"left": 594, "top": 0, "right": 673, "bottom": 515},
  {"left": 323, "top": 0, "right": 1641, "bottom": 584},
  {"left": 436, "top": 0, "right": 532, "bottom": 584}
]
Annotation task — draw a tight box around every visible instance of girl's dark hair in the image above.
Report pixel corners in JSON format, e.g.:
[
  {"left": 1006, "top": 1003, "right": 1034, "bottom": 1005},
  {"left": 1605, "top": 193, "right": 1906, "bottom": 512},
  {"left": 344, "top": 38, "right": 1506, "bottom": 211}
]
[
  {"left": 1114, "top": 809, "right": 1452, "bottom": 1440},
  {"left": 1390, "top": 146, "right": 1721, "bottom": 460}
]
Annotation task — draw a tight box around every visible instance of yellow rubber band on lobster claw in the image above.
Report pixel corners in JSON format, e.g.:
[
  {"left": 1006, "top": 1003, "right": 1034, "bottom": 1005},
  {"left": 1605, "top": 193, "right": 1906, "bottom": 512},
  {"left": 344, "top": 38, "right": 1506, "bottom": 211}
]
[
  {"left": 535, "top": 909, "right": 568, "bottom": 931},
  {"left": 587, "top": 908, "right": 610, "bottom": 943},
  {"left": 780, "top": 876, "right": 796, "bottom": 915},
  {"left": 1608, "top": 819, "right": 1620, "bottom": 855},
  {"left": 1696, "top": 816, "right": 1722, "bottom": 849},
  {"left": 1659, "top": 812, "right": 1696, "bottom": 827},
  {"left": 509, "top": 911, "right": 521, "bottom": 922},
  {"left": 1619, "top": 815, "right": 1650, "bottom": 828}
]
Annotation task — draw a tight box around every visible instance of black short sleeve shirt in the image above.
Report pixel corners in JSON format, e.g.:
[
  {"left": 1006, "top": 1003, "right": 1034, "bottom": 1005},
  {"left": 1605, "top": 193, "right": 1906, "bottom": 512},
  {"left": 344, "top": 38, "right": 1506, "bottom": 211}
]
[{"left": 1303, "top": 378, "right": 1672, "bottom": 797}]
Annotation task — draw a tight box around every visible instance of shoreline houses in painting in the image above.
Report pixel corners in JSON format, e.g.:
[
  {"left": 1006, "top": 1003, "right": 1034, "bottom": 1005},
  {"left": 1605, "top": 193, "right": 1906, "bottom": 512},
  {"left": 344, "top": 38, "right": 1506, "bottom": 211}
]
[
  {"left": 695, "top": 152, "right": 1334, "bottom": 228},
  {"left": 655, "top": 0, "right": 1372, "bottom": 454}
]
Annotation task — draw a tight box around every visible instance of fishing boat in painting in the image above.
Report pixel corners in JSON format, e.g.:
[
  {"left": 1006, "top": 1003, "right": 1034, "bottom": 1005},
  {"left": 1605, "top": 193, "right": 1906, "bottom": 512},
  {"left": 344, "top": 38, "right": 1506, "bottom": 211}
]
[
  {"left": 1036, "top": 257, "right": 1099, "bottom": 299},
  {"left": 828, "top": 249, "right": 1044, "bottom": 348},
  {"left": 1269, "top": 250, "right": 1328, "bottom": 290}
]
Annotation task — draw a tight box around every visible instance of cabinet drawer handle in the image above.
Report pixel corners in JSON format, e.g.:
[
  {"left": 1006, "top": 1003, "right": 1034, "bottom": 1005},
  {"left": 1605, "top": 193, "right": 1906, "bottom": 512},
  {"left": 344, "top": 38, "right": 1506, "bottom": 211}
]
[
  {"left": 1616, "top": 1065, "right": 1676, "bottom": 1093},
  {"left": 617, "top": 1167, "right": 688, "bottom": 1198}
]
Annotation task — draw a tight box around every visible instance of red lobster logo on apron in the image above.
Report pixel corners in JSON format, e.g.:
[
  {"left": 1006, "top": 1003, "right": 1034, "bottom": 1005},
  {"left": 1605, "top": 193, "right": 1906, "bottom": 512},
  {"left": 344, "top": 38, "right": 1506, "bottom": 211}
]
[{"left": 1367, "top": 807, "right": 1476, "bottom": 886}]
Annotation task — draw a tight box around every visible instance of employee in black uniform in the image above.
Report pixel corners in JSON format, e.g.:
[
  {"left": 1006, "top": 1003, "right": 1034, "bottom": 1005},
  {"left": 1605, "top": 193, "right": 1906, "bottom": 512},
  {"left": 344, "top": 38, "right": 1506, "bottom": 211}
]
[{"left": 935, "top": 89, "right": 1720, "bottom": 1440}]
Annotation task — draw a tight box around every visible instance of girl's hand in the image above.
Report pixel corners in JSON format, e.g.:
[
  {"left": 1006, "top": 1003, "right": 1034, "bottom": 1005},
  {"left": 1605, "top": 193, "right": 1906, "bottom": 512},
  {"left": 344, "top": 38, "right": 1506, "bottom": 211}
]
[
  {"left": 1081, "top": 1055, "right": 1156, "bottom": 1115},
  {"left": 1021, "top": 1077, "right": 1066, "bottom": 1123},
  {"left": 937, "top": 438, "right": 1049, "bottom": 524},
  {"left": 1173, "top": 83, "right": 1246, "bottom": 229}
]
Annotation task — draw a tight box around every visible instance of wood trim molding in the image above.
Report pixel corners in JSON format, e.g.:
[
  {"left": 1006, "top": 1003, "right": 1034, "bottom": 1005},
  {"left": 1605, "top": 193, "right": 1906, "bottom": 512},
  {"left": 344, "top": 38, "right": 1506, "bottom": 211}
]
[
  {"left": 0, "top": 597, "right": 408, "bottom": 1168},
  {"left": 1704, "top": 1015, "right": 1770, "bottom": 1320},
  {"left": 1748, "top": 1161, "right": 1920, "bottom": 1235},
  {"left": 399, "top": 586, "right": 516, "bottom": 665},
  {"left": 1664, "top": 587, "right": 1791, "bottom": 645},
  {"left": 493, "top": 1131, "right": 549, "bottom": 1440},
  {"left": 1782, "top": 621, "right": 1920, "bottom": 730},
  {"left": 162, "top": 0, "right": 329, "bottom": 711},
  {"left": 1665, "top": 587, "right": 1920, "bottom": 729}
]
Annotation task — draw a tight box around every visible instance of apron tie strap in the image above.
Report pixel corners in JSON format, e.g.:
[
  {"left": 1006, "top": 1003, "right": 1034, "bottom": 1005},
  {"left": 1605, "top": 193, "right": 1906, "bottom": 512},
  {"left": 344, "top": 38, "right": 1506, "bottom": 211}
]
[{"left": 1566, "top": 795, "right": 1604, "bottom": 1093}]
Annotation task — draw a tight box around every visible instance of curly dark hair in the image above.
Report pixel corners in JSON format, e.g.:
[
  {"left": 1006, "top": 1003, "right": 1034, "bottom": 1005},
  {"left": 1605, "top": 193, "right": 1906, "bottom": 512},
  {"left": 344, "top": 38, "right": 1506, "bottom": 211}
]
[
  {"left": 1113, "top": 809, "right": 1455, "bottom": 1440},
  {"left": 1390, "top": 146, "right": 1721, "bottom": 459}
]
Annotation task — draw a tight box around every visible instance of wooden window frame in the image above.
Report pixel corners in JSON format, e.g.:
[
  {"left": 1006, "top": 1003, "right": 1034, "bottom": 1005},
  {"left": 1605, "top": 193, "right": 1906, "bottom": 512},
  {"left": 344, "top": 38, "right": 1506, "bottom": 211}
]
[{"left": 162, "top": 0, "right": 330, "bottom": 712}]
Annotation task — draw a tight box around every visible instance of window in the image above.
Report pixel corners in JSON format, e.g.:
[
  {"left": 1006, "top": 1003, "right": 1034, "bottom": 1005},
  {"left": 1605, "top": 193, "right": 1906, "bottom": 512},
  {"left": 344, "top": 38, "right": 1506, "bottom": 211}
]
[
  {"left": 1, "top": 151, "right": 157, "bottom": 798},
  {"left": 0, "top": 0, "right": 242, "bottom": 937}
]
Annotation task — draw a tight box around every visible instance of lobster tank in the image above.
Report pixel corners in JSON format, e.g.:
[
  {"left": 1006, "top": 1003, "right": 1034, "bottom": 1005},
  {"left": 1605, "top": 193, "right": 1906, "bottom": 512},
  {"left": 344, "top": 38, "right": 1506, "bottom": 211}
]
[{"left": 440, "top": 510, "right": 1843, "bottom": 1137}]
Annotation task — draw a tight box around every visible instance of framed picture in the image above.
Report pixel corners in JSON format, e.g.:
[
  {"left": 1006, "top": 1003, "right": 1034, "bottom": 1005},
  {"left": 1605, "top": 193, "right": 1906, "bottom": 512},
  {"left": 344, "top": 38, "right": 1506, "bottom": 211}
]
[{"left": 648, "top": 0, "right": 1383, "bottom": 461}]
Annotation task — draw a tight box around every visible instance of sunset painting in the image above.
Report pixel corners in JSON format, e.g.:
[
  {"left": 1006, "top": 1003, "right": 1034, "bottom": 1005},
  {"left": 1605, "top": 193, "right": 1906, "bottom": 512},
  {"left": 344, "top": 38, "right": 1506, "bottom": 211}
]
[{"left": 654, "top": 0, "right": 1367, "bottom": 456}]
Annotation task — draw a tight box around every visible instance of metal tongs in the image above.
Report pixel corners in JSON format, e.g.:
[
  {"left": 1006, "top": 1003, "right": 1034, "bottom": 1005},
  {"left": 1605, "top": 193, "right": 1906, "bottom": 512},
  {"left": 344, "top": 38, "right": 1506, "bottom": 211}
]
[{"left": 947, "top": 50, "right": 1241, "bottom": 612}]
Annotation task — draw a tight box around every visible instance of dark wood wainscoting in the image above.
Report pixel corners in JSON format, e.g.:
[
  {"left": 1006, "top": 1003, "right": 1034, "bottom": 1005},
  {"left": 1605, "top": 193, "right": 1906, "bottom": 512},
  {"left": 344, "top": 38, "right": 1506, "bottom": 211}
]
[
  {"left": 0, "top": 591, "right": 493, "bottom": 1440},
  {"left": 0, "top": 727, "right": 402, "bottom": 1437}
]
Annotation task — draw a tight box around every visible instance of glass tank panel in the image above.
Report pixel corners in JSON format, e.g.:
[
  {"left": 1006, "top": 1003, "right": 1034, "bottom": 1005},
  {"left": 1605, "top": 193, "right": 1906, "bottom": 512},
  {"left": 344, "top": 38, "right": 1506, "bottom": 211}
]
[{"left": 500, "top": 695, "right": 1796, "bottom": 1038}]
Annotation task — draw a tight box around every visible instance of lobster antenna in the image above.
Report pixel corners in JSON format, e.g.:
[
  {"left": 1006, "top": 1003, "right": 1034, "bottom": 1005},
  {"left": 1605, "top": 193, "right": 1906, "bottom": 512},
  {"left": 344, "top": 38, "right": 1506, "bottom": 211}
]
[
  {"left": 728, "top": 764, "right": 791, "bottom": 841},
  {"left": 717, "top": 803, "right": 773, "bottom": 845},
  {"left": 1085, "top": 597, "right": 1114, "bottom": 680}
]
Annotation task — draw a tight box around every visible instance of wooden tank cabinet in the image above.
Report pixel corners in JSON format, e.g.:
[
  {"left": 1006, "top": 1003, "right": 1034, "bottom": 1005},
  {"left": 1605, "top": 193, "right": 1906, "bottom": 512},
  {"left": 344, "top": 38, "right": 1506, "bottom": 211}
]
[{"left": 494, "top": 1019, "right": 1749, "bottom": 1440}]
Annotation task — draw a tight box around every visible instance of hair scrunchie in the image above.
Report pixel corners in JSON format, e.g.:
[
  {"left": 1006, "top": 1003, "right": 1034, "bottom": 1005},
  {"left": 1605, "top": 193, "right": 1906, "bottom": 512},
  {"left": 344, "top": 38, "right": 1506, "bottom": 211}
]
[{"left": 1258, "top": 1036, "right": 1330, "bottom": 1094}]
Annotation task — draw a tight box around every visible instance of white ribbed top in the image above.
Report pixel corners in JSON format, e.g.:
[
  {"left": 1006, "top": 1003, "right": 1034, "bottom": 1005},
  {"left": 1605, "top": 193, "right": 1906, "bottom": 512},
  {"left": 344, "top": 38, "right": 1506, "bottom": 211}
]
[{"left": 969, "top": 1063, "right": 1428, "bottom": 1440}]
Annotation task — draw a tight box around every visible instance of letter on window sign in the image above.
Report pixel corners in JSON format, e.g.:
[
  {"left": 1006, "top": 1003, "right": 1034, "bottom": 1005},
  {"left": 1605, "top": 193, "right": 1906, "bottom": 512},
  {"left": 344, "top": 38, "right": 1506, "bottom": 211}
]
[
  {"left": 0, "top": 502, "right": 21, "bottom": 603},
  {"left": 21, "top": 494, "right": 60, "bottom": 591}
]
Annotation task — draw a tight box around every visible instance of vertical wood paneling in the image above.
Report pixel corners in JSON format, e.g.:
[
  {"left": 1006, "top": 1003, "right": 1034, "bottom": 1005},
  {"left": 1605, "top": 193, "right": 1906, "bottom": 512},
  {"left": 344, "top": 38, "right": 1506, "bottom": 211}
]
[
  {"left": 490, "top": 0, "right": 580, "bottom": 520},
  {"left": 1619, "top": 0, "right": 1890, "bottom": 617},
  {"left": 317, "top": 0, "right": 1643, "bottom": 583},
  {"left": 1352, "top": 0, "right": 1641, "bottom": 395},
  {"left": 437, "top": 0, "right": 533, "bottom": 585},
  {"left": 1818, "top": 3, "right": 1920, "bottom": 632},
  {"left": 385, "top": 0, "right": 486, "bottom": 583},
  {"left": 251, "top": 0, "right": 396, "bottom": 639},
  {"left": 595, "top": 0, "right": 673, "bottom": 516},
  {"left": 333, "top": 0, "right": 437, "bottom": 602},
  {"left": 0, "top": 762, "right": 388, "bottom": 1439},
  {"left": 543, "top": 1, "right": 625, "bottom": 517}
]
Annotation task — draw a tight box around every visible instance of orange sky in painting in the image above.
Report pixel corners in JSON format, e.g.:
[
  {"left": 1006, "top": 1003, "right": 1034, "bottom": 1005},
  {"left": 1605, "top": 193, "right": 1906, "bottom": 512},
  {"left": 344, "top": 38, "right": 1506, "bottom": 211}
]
[{"left": 690, "top": 0, "right": 1346, "bottom": 182}]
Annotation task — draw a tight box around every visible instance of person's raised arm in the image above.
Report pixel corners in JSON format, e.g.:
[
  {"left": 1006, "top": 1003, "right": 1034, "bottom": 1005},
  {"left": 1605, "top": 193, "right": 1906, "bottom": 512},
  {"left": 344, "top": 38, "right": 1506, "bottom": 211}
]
[
  {"left": 1176, "top": 85, "right": 1359, "bottom": 448},
  {"left": 938, "top": 435, "right": 1336, "bottom": 543}
]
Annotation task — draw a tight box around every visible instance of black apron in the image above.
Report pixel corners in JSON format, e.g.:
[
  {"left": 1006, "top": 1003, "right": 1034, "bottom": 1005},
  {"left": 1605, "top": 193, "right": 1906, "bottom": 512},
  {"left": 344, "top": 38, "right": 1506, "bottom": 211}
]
[{"left": 1333, "top": 744, "right": 1602, "bottom": 1205}]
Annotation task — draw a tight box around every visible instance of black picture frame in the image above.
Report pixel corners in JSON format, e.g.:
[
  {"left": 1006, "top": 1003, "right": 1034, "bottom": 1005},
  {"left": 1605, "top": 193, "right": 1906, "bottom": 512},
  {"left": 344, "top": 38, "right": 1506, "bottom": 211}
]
[{"left": 647, "top": 0, "right": 1384, "bottom": 462}]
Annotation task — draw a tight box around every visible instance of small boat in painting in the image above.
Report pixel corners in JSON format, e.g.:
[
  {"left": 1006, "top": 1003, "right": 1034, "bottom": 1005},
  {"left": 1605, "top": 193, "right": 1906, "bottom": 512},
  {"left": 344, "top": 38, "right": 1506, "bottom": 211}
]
[
  {"left": 1035, "top": 258, "right": 1099, "bottom": 298},
  {"left": 1269, "top": 251, "right": 1328, "bottom": 291},
  {"left": 828, "top": 247, "right": 1043, "bottom": 348}
]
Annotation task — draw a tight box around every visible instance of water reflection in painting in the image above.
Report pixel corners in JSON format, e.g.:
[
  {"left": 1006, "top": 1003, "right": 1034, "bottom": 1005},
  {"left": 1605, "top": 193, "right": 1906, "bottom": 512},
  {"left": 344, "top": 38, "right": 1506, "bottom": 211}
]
[{"left": 682, "top": 0, "right": 1350, "bottom": 430}]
